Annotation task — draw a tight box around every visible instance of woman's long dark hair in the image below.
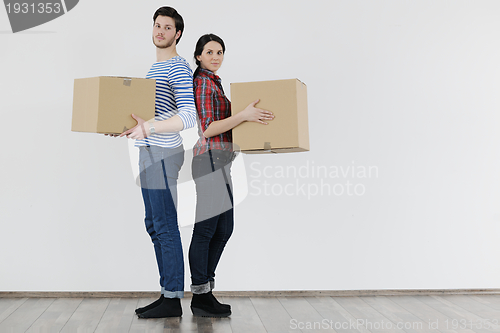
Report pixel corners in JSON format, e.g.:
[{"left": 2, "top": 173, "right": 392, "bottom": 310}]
[{"left": 193, "top": 33, "right": 226, "bottom": 79}]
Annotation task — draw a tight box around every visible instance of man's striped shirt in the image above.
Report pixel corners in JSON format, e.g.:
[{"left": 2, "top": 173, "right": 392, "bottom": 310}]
[{"left": 135, "top": 56, "right": 197, "bottom": 148}]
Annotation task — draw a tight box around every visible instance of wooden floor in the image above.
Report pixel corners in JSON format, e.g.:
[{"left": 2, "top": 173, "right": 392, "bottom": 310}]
[{"left": 1, "top": 295, "right": 500, "bottom": 332}]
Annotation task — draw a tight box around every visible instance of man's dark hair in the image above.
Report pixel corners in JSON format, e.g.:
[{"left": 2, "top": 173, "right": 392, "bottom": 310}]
[{"left": 153, "top": 7, "right": 184, "bottom": 44}]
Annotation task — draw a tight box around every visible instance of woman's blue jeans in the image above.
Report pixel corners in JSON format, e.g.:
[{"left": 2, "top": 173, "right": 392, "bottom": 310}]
[
  {"left": 188, "top": 150, "right": 234, "bottom": 294},
  {"left": 139, "top": 145, "right": 185, "bottom": 298}
]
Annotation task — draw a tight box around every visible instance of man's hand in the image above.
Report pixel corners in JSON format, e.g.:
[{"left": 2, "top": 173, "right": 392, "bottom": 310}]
[{"left": 119, "top": 114, "right": 151, "bottom": 140}]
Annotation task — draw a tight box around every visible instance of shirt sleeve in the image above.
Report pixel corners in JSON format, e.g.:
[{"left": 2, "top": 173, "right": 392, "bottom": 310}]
[
  {"left": 194, "top": 77, "right": 215, "bottom": 133},
  {"left": 168, "top": 61, "right": 197, "bottom": 130}
]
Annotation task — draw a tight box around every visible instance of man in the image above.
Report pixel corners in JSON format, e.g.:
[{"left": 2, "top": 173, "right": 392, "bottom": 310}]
[{"left": 119, "top": 6, "right": 197, "bottom": 318}]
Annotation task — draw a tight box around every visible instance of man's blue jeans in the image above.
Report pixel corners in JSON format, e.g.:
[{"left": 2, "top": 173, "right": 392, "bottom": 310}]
[{"left": 139, "top": 145, "right": 185, "bottom": 298}]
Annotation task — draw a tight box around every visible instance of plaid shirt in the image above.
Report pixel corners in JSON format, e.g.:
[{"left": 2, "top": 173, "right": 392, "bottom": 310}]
[{"left": 193, "top": 68, "right": 232, "bottom": 156}]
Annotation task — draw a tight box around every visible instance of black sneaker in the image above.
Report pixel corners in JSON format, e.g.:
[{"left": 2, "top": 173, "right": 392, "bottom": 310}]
[
  {"left": 135, "top": 295, "right": 164, "bottom": 314},
  {"left": 138, "top": 297, "right": 182, "bottom": 318}
]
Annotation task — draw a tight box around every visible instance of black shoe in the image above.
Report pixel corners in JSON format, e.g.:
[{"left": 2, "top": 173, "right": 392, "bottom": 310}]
[
  {"left": 191, "top": 291, "right": 231, "bottom": 317},
  {"left": 208, "top": 292, "right": 231, "bottom": 311},
  {"left": 138, "top": 297, "right": 182, "bottom": 318},
  {"left": 135, "top": 295, "right": 164, "bottom": 314}
]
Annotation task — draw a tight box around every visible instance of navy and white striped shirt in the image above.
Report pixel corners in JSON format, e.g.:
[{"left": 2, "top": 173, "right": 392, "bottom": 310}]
[{"left": 135, "top": 56, "right": 197, "bottom": 148}]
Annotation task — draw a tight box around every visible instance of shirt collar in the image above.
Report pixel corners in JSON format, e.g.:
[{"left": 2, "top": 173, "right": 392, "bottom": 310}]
[{"left": 199, "top": 68, "right": 221, "bottom": 83}]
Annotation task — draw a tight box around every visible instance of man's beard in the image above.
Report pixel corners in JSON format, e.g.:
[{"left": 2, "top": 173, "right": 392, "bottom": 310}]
[{"left": 153, "top": 35, "right": 176, "bottom": 49}]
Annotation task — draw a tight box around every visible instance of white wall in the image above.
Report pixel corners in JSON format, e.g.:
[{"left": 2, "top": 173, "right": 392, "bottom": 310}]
[{"left": 1, "top": 0, "right": 500, "bottom": 292}]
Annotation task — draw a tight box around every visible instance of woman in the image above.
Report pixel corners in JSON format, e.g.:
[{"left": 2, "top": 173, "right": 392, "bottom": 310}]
[{"left": 188, "top": 34, "right": 274, "bottom": 317}]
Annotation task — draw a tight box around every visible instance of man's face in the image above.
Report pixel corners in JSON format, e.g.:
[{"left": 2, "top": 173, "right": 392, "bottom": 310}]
[{"left": 152, "top": 15, "right": 180, "bottom": 49}]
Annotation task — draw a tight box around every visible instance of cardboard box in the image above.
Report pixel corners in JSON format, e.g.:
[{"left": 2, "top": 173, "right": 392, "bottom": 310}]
[
  {"left": 230, "top": 78, "right": 309, "bottom": 154},
  {"left": 72, "top": 76, "right": 156, "bottom": 134}
]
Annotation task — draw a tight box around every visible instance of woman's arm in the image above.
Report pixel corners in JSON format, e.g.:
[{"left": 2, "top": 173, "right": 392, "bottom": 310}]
[{"left": 203, "top": 99, "right": 274, "bottom": 138}]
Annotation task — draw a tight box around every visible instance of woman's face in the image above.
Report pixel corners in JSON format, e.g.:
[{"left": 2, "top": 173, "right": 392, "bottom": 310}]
[{"left": 197, "top": 41, "right": 224, "bottom": 74}]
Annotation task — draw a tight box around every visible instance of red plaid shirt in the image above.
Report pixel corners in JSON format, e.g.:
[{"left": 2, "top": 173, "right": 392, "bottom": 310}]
[{"left": 193, "top": 68, "right": 233, "bottom": 156}]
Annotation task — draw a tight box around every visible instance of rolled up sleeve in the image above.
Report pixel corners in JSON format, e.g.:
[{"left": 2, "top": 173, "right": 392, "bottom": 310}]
[{"left": 194, "top": 77, "right": 215, "bottom": 133}]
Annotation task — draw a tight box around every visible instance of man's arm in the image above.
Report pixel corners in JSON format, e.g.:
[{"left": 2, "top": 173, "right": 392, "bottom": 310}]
[
  {"left": 151, "top": 114, "right": 184, "bottom": 133},
  {"left": 118, "top": 114, "right": 183, "bottom": 139},
  {"left": 119, "top": 61, "right": 197, "bottom": 139},
  {"left": 164, "top": 61, "right": 197, "bottom": 131},
  {"left": 150, "top": 62, "right": 196, "bottom": 133}
]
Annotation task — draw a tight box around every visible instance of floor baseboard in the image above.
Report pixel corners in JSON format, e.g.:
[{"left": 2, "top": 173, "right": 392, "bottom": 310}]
[{"left": 1, "top": 289, "right": 500, "bottom": 298}]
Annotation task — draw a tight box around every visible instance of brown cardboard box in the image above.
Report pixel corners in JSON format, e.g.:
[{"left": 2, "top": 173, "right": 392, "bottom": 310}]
[
  {"left": 71, "top": 76, "right": 156, "bottom": 134},
  {"left": 230, "top": 78, "right": 309, "bottom": 154}
]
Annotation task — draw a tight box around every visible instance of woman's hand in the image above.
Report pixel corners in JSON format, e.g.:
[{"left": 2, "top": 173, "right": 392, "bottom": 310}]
[
  {"left": 119, "top": 114, "right": 151, "bottom": 140},
  {"left": 240, "top": 99, "right": 274, "bottom": 125}
]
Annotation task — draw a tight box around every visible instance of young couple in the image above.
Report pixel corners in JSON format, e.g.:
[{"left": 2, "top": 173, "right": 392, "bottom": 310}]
[{"left": 118, "top": 7, "right": 274, "bottom": 318}]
